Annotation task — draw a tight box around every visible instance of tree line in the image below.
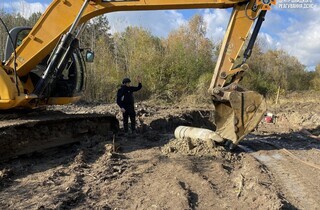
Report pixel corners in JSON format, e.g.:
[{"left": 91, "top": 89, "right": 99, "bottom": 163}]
[{"left": 1, "top": 10, "right": 319, "bottom": 103}]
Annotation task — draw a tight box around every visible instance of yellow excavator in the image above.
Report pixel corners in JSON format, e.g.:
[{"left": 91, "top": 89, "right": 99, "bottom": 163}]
[{"left": 0, "top": 0, "right": 274, "bottom": 159}]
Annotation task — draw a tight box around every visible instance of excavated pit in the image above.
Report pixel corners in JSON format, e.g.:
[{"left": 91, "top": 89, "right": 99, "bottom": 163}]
[{"left": 146, "top": 110, "right": 216, "bottom": 132}]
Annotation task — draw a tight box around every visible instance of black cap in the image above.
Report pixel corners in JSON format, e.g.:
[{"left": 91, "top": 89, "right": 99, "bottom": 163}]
[{"left": 122, "top": 78, "right": 131, "bottom": 84}]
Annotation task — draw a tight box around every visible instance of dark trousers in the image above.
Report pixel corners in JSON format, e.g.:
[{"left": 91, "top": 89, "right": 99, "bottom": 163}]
[{"left": 123, "top": 107, "right": 136, "bottom": 133}]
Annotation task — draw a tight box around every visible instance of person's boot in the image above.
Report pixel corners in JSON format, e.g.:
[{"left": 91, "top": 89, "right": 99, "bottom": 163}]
[{"left": 131, "top": 130, "right": 138, "bottom": 138}]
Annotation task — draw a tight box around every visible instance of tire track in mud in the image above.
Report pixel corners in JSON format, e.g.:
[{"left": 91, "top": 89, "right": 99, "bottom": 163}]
[
  {"left": 0, "top": 135, "right": 285, "bottom": 209},
  {"left": 240, "top": 142, "right": 320, "bottom": 209},
  {"left": 0, "top": 139, "right": 122, "bottom": 209},
  {"left": 117, "top": 153, "right": 225, "bottom": 209},
  {"left": 178, "top": 181, "right": 198, "bottom": 210},
  {"left": 0, "top": 154, "right": 86, "bottom": 209},
  {"left": 111, "top": 145, "right": 284, "bottom": 210}
]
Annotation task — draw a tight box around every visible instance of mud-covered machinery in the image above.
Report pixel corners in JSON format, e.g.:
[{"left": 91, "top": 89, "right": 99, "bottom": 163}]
[{"left": 0, "top": 0, "right": 273, "bottom": 157}]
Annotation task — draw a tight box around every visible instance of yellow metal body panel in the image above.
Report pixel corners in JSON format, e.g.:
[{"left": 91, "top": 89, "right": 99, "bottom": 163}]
[
  {"left": 0, "top": 69, "right": 32, "bottom": 109},
  {"left": 0, "top": 68, "right": 16, "bottom": 101}
]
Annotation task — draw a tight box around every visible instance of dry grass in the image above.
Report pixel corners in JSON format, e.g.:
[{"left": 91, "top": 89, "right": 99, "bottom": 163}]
[
  {"left": 177, "top": 94, "right": 212, "bottom": 107},
  {"left": 267, "top": 91, "right": 320, "bottom": 106},
  {"left": 143, "top": 91, "right": 319, "bottom": 111}
]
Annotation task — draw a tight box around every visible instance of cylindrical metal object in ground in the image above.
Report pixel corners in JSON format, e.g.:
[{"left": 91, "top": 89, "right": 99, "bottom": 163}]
[{"left": 174, "top": 126, "right": 224, "bottom": 143}]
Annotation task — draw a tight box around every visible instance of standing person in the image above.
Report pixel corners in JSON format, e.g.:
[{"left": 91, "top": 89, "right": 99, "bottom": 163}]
[{"left": 116, "top": 77, "right": 142, "bottom": 135}]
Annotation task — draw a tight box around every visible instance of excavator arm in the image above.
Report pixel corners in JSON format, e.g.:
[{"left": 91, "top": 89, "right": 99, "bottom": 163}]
[
  {"left": 208, "top": 5, "right": 268, "bottom": 146},
  {"left": 1, "top": 0, "right": 272, "bottom": 147}
]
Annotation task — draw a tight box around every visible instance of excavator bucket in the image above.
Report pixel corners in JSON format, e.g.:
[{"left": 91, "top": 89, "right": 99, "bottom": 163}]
[{"left": 214, "top": 91, "right": 266, "bottom": 146}]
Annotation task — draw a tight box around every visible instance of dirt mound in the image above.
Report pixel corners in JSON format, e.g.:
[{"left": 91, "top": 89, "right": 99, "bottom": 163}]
[{"left": 162, "top": 137, "right": 224, "bottom": 157}]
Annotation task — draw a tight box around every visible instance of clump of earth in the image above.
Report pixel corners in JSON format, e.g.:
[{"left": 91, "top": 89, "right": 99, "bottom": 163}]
[{"left": 162, "top": 137, "right": 233, "bottom": 159}]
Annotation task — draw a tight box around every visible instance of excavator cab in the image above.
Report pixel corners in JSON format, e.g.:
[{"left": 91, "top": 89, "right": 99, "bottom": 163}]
[
  {"left": 3, "top": 27, "right": 87, "bottom": 104},
  {"left": 3, "top": 27, "right": 32, "bottom": 62}
]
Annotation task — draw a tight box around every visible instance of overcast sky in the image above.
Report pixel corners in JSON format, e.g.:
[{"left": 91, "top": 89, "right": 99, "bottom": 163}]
[{"left": 1, "top": 0, "right": 319, "bottom": 69}]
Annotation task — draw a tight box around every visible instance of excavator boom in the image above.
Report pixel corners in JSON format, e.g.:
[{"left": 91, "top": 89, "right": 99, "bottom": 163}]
[{"left": 5, "top": 0, "right": 247, "bottom": 76}]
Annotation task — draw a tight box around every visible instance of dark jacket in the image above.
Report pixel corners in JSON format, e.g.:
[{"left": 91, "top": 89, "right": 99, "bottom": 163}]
[{"left": 117, "top": 83, "right": 142, "bottom": 109}]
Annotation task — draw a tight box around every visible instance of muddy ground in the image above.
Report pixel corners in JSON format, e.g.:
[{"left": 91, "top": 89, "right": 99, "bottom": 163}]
[{"left": 0, "top": 92, "right": 319, "bottom": 209}]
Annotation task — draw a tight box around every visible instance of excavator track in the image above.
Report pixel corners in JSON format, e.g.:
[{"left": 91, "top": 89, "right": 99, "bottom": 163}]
[{"left": 0, "top": 110, "right": 119, "bottom": 161}]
